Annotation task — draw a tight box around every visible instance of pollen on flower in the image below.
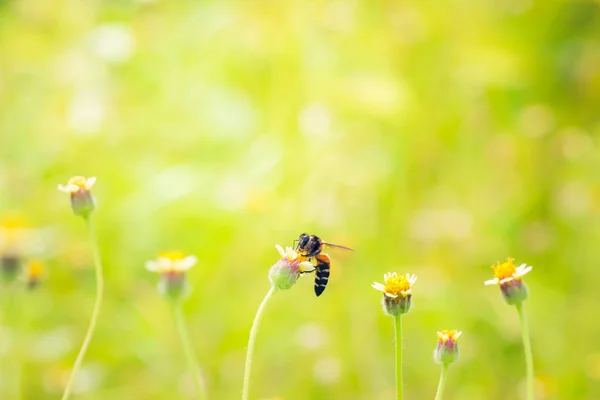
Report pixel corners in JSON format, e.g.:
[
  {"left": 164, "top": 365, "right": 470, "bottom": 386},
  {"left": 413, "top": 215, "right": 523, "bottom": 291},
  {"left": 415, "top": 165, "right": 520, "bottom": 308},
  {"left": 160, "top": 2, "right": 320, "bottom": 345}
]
[
  {"left": 146, "top": 252, "right": 197, "bottom": 275},
  {"left": 484, "top": 258, "right": 533, "bottom": 286},
  {"left": 57, "top": 176, "right": 96, "bottom": 193},
  {"left": 492, "top": 258, "right": 517, "bottom": 280},
  {"left": 437, "top": 330, "right": 462, "bottom": 343},
  {"left": 372, "top": 272, "right": 417, "bottom": 298},
  {"left": 158, "top": 251, "right": 187, "bottom": 261},
  {"left": 26, "top": 260, "right": 45, "bottom": 279}
]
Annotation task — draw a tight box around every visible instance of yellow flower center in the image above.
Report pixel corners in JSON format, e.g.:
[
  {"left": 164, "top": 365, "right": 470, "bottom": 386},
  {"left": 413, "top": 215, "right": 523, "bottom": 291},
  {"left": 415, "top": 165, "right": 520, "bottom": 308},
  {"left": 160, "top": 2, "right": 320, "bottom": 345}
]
[
  {"left": 27, "top": 260, "right": 44, "bottom": 278},
  {"left": 68, "top": 176, "right": 89, "bottom": 188},
  {"left": 385, "top": 274, "right": 411, "bottom": 296},
  {"left": 437, "top": 330, "right": 460, "bottom": 343},
  {"left": 491, "top": 258, "right": 517, "bottom": 280},
  {"left": 158, "top": 251, "right": 187, "bottom": 261}
]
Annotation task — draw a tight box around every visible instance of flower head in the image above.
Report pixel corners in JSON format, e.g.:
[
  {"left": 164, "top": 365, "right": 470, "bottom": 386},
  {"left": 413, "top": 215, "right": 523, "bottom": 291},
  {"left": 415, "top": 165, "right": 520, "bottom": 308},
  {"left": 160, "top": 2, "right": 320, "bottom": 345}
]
[
  {"left": 0, "top": 215, "right": 28, "bottom": 283},
  {"left": 268, "top": 244, "right": 315, "bottom": 291},
  {"left": 372, "top": 272, "right": 417, "bottom": 316},
  {"left": 25, "top": 259, "right": 45, "bottom": 289},
  {"left": 434, "top": 329, "right": 462, "bottom": 365},
  {"left": 58, "top": 176, "right": 97, "bottom": 218},
  {"left": 146, "top": 251, "right": 197, "bottom": 302},
  {"left": 485, "top": 258, "right": 532, "bottom": 305}
]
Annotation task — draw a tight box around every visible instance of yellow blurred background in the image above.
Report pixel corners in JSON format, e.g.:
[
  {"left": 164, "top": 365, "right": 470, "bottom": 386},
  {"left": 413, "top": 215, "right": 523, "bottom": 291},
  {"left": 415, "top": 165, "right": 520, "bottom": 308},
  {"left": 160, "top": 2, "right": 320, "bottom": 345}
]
[{"left": 1, "top": 0, "right": 600, "bottom": 399}]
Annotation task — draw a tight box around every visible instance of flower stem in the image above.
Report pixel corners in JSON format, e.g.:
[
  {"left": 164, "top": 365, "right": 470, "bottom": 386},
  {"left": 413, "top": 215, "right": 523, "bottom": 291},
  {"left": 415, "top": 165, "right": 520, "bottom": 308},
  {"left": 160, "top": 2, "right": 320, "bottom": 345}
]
[
  {"left": 394, "top": 315, "right": 403, "bottom": 400},
  {"left": 516, "top": 303, "right": 534, "bottom": 400},
  {"left": 242, "top": 286, "right": 275, "bottom": 400},
  {"left": 61, "top": 216, "right": 104, "bottom": 400},
  {"left": 434, "top": 363, "right": 449, "bottom": 400},
  {"left": 171, "top": 302, "right": 206, "bottom": 399}
]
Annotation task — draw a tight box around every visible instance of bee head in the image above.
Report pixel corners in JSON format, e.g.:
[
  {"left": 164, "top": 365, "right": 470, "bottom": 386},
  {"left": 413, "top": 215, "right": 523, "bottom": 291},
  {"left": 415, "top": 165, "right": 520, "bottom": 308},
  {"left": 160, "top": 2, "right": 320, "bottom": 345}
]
[{"left": 297, "top": 233, "right": 310, "bottom": 250}]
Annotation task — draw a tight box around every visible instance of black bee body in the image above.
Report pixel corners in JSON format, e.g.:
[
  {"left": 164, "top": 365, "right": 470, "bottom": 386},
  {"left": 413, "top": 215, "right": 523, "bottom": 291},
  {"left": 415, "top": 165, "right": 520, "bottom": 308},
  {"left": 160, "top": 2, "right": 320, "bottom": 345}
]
[{"left": 295, "top": 233, "right": 352, "bottom": 297}]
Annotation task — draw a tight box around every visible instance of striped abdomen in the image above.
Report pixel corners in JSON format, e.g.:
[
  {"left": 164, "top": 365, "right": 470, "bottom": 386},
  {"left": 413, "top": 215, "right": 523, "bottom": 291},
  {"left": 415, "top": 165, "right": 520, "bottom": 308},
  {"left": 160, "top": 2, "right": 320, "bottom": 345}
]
[{"left": 314, "top": 253, "right": 331, "bottom": 297}]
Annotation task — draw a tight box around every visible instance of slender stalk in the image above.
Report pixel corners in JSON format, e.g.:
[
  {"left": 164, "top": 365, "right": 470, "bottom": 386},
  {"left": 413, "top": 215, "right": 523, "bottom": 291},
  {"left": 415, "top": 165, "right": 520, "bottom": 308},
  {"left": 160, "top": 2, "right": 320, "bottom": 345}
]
[
  {"left": 171, "top": 302, "right": 206, "bottom": 399},
  {"left": 434, "top": 363, "right": 449, "bottom": 400},
  {"left": 61, "top": 216, "right": 104, "bottom": 400},
  {"left": 242, "top": 286, "right": 276, "bottom": 400},
  {"left": 394, "top": 315, "right": 403, "bottom": 400},
  {"left": 516, "top": 303, "right": 534, "bottom": 400},
  {"left": 2, "top": 284, "right": 21, "bottom": 399}
]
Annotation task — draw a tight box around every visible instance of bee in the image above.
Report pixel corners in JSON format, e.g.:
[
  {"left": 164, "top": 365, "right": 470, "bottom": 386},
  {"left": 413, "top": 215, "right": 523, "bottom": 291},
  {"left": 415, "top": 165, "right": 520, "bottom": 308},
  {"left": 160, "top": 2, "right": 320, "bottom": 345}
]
[{"left": 294, "top": 233, "right": 353, "bottom": 297}]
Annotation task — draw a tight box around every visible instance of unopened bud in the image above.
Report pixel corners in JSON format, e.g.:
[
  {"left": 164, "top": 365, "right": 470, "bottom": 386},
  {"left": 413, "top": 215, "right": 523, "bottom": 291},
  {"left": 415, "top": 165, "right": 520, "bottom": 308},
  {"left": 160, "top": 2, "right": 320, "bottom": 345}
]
[
  {"left": 58, "top": 176, "right": 97, "bottom": 218},
  {"left": 1, "top": 253, "right": 21, "bottom": 283},
  {"left": 269, "top": 245, "right": 315, "bottom": 291},
  {"left": 434, "top": 330, "right": 462, "bottom": 365},
  {"left": 146, "top": 252, "right": 197, "bottom": 303}
]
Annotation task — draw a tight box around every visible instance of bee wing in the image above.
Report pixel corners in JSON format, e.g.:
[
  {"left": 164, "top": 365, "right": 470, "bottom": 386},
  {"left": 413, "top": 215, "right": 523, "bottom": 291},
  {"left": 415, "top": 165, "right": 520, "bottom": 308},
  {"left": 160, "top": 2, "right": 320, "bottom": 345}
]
[{"left": 322, "top": 242, "right": 354, "bottom": 252}]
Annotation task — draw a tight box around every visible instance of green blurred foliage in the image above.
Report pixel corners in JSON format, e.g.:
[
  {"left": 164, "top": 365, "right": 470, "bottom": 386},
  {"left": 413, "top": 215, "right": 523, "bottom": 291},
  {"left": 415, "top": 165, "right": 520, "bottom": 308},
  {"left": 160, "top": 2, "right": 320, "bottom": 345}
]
[{"left": 1, "top": 0, "right": 600, "bottom": 398}]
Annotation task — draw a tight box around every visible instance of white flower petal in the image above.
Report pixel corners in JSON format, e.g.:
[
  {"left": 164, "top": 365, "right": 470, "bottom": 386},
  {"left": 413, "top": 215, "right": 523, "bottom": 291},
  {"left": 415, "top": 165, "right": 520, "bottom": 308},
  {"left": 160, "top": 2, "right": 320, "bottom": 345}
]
[
  {"left": 275, "top": 244, "right": 286, "bottom": 258},
  {"left": 299, "top": 262, "right": 315, "bottom": 273},
  {"left": 400, "top": 289, "right": 412, "bottom": 296},
  {"left": 145, "top": 260, "right": 158, "bottom": 272},
  {"left": 499, "top": 276, "right": 515, "bottom": 284},
  {"left": 177, "top": 255, "right": 197, "bottom": 271},
  {"left": 516, "top": 265, "right": 532, "bottom": 276},
  {"left": 58, "top": 184, "right": 79, "bottom": 193},
  {"left": 406, "top": 274, "right": 418, "bottom": 285},
  {"left": 484, "top": 278, "right": 499, "bottom": 286},
  {"left": 86, "top": 176, "right": 97, "bottom": 188},
  {"left": 454, "top": 331, "right": 463, "bottom": 339},
  {"left": 371, "top": 282, "right": 386, "bottom": 292},
  {"left": 384, "top": 292, "right": 398, "bottom": 298}
]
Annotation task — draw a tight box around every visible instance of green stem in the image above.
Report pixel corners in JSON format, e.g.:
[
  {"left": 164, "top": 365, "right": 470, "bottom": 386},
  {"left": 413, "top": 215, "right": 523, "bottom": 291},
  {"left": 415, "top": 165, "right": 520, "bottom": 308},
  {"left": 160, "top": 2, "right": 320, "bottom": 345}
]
[
  {"left": 3, "top": 284, "right": 21, "bottom": 399},
  {"left": 434, "top": 363, "right": 449, "bottom": 400},
  {"left": 394, "top": 315, "right": 403, "bottom": 400},
  {"left": 61, "top": 216, "right": 104, "bottom": 400},
  {"left": 171, "top": 302, "right": 206, "bottom": 399},
  {"left": 242, "top": 286, "right": 275, "bottom": 400},
  {"left": 516, "top": 303, "right": 535, "bottom": 400}
]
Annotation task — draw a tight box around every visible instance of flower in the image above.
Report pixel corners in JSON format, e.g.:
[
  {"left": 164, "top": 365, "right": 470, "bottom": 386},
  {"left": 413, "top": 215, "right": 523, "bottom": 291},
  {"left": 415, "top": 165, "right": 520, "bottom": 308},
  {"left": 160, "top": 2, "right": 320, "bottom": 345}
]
[
  {"left": 58, "top": 176, "right": 97, "bottom": 218},
  {"left": 484, "top": 258, "right": 532, "bottom": 286},
  {"left": 25, "top": 259, "right": 45, "bottom": 289},
  {"left": 0, "top": 214, "right": 28, "bottom": 283},
  {"left": 372, "top": 272, "right": 418, "bottom": 316},
  {"left": 146, "top": 252, "right": 197, "bottom": 301},
  {"left": 268, "top": 245, "right": 315, "bottom": 291},
  {"left": 434, "top": 329, "right": 462, "bottom": 365},
  {"left": 485, "top": 258, "right": 532, "bottom": 305}
]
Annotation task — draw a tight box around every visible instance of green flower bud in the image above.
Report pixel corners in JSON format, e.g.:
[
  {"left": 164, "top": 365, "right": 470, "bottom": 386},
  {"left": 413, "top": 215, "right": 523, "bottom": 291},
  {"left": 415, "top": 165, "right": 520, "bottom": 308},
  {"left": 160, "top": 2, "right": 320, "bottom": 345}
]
[
  {"left": 58, "top": 176, "right": 97, "bottom": 218},
  {"left": 434, "top": 330, "right": 462, "bottom": 365},
  {"left": 1, "top": 253, "right": 21, "bottom": 283},
  {"left": 146, "top": 252, "right": 197, "bottom": 303},
  {"left": 381, "top": 294, "right": 412, "bottom": 317},
  {"left": 269, "top": 245, "right": 315, "bottom": 291}
]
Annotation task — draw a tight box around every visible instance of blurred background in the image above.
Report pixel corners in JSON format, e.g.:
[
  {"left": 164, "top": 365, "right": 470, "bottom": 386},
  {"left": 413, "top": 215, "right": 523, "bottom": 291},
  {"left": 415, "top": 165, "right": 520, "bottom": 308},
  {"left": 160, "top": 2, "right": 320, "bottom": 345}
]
[{"left": 1, "top": 0, "right": 600, "bottom": 399}]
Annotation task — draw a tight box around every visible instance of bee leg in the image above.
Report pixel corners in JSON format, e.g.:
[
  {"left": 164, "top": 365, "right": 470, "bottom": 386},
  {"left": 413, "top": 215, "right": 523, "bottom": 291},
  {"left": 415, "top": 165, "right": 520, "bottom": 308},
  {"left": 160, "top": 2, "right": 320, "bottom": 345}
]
[{"left": 314, "top": 253, "right": 331, "bottom": 297}]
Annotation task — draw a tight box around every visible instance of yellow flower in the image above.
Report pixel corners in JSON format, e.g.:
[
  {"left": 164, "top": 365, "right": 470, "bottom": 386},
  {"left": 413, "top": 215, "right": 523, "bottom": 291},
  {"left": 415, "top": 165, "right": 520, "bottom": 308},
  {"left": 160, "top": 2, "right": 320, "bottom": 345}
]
[
  {"left": 435, "top": 330, "right": 462, "bottom": 365},
  {"left": 58, "top": 176, "right": 97, "bottom": 217},
  {"left": 371, "top": 272, "right": 417, "bottom": 298},
  {"left": 269, "top": 245, "right": 315, "bottom": 291},
  {"left": 26, "top": 259, "right": 45, "bottom": 289},
  {"left": 145, "top": 251, "right": 197, "bottom": 275},
  {"left": 484, "top": 258, "right": 532, "bottom": 286},
  {"left": 146, "top": 251, "right": 197, "bottom": 302},
  {"left": 57, "top": 176, "right": 96, "bottom": 193},
  {"left": 437, "top": 330, "right": 462, "bottom": 344},
  {"left": 275, "top": 245, "right": 315, "bottom": 273}
]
